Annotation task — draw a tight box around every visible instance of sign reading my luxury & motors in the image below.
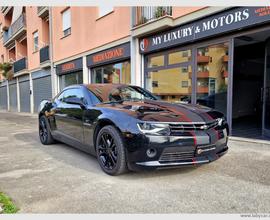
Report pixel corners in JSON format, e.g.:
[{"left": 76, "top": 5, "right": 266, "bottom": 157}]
[{"left": 139, "top": 7, "right": 270, "bottom": 54}]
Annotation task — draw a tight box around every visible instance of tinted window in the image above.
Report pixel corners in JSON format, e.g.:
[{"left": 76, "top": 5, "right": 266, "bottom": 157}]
[
  {"left": 87, "top": 85, "right": 157, "bottom": 103},
  {"left": 88, "top": 91, "right": 101, "bottom": 105},
  {"left": 63, "top": 88, "right": 87, "bottom": 105}
]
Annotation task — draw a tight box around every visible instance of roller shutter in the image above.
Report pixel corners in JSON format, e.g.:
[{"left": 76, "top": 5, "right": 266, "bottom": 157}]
[
  {"left": 9, "top": 82, "right": 17, "bottom": 112},
  {"left": 19, "top": 80, "right": 31, "bottom": 112},
  {"left": 33, "top": 76, "right": 52, "bottom": 112},
  {"left": 0, "top": 86, "right": 7, "bottom": 110}
]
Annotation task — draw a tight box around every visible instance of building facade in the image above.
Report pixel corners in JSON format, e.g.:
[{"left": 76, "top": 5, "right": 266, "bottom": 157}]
[{"left": 0, "top": 6, "right": 270, "bottom": 139}]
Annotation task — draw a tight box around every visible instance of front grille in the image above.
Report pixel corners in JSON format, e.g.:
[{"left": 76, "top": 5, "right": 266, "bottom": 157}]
[
  {"left": 169, "top": 120, "right": 218, "bottom": 134},
  {"left": 159, "top": 151, "right": 194, "bottom": 163}
]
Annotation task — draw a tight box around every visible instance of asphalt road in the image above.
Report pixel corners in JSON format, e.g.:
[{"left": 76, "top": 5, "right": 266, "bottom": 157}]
[{"left": 0, "top": 111, "right": 269, "bottom": 213}]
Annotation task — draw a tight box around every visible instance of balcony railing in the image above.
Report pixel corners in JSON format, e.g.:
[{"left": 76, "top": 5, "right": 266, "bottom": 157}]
[
  {"left": 13, "top": 57, "right": 27, "bottom": 73},
  {"left": 133, "top": 6, "right": 172, "bottom": 27},
  {"left": 37, "top": 6, "right": 49, "bottom": 18},
  {"left": 1, "top": 7, "right": 8, "bottom": 12},
  {"left": 197, "top": 55, "right": 211, "bottom": 63},
  {"left": 3, "top": 14, "right": 26, "bottom": 45},
  {"left": 40, "top": 46, "right": 50, "bottom": 63}
]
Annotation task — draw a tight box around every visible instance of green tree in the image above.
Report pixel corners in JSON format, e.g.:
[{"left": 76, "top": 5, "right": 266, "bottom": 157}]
[{"left": 0, "top": 62, "right": 13, "bottom": 80}]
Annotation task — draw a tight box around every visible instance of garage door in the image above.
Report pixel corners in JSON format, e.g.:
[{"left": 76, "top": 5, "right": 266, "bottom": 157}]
[
  {"left": 9, "top": 82, "right": 17, "bottom": 112},
  {"left": 0, "top": 86, "right": 7, "bottom": 110},
  {"left": 19, "top": 80, "right": 31, "bottom": 113},
  {"left": 33, "top": 76, "right": 52, "bottom": 112}
]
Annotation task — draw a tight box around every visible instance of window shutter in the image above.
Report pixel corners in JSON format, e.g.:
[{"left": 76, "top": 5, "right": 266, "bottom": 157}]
[{"left": 62, "top": 9, "right": 71, "bottom": 31}]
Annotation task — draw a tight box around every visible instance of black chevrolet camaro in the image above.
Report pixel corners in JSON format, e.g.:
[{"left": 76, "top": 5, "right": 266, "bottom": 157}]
[{"left": 38, "top": 84, "right": 229, "bottom": 175}]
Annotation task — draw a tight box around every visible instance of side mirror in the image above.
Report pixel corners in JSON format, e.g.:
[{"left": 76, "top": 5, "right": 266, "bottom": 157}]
[{"left": 65, "top": 97, "right": 86, "bottom": 109}]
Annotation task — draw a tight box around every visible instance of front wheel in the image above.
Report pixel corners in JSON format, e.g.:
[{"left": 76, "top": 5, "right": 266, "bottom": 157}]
[
  {"left": 96, "top": 125, "right": 128, "bottom": 175},
  {"left": 39, "top": 115, "right": 55, "bottom": 145}
]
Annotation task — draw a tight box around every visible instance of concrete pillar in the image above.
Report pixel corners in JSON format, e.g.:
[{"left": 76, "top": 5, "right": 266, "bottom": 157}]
[
  {"left": 29, "top": 73, "right": 34, "bottom": 114},
  {"left": 49, "top": 6, "right": 58, "bottom": 97},
  {"left": 131, "top": 37, "right": 143, "bottom": 87},
  {"left": 16, "top": 77, "right": 20, "bottom": 112},
  {"left": 83, "top": 56, "right": 88, "bottom": 84},
  {"left": 7, "top": 81, "right": 10, "bottom": 111}
]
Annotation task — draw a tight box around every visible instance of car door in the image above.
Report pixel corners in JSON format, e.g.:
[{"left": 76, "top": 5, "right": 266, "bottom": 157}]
[
  {"left": 54, "top": 88, "right": 85, "bottom": 143},
  {"left": 83, "top": 89, "right": 103, "bottom": 154}
]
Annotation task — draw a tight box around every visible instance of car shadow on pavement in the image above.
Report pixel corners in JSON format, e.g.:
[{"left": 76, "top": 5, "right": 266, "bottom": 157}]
[{"left": 14, "top": 131, "right": 202, "bottom": 179}]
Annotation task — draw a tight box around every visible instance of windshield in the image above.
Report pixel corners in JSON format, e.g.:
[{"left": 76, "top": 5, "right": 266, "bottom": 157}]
[{"left": 87, "top": 84, "right": 157, "bottom": 103}]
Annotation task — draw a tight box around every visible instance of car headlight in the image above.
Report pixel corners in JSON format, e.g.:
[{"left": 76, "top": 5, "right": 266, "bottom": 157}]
[{"left": 137, "top": 122, "right": 170, "bottom": 136}]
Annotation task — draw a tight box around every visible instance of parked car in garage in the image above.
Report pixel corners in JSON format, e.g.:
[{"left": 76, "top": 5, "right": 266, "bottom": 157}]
[{"left": 38, "top": 84, "right": 229, "bottom": 175}]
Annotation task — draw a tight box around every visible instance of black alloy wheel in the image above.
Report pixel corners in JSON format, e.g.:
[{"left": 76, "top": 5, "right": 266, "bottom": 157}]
[
  {"left": 96, "top": 125, "right": 127, "bottom": 175},
  {"left": 39, "top": 115, "right": 55, "bottom": 145}
]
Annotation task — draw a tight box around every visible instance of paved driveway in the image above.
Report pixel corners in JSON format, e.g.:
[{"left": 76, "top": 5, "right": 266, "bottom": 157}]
[{"left": 0, "top": 111, "right": 269, "bottom": 213}]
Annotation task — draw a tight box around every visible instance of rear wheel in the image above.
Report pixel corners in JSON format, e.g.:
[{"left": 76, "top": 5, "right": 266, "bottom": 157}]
[
  {"left": 39, "top": 115, "right": 55, "bottom": 145},
  {"left": 96, "top": 125, "right": 127, "bottom": 175}
]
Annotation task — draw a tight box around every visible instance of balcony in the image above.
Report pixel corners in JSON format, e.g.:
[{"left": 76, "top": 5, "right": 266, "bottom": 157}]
[
  {"left": 223, "top": 55, "right": 229, "bottom": 62},
  {"left": 197, "top": 55, "right": 211, "bottom": 63},
  {"left": 13, "top": 57, "right": 27, "bottom": 73},
  {"left": 133, "top": 6, "right": 172, "bottom": 27},
  {"left": 223, "top": 70, "right": 228, "bottom": 78},
  {"left": 1, "top": 6, "right": 12, "bottom": 16},
  {"left": 37, "top": 6, "right": 49, "bottom": 18},
  {"left": 3, "top": 14, "right": 26, "bottom": 47},
  {"left": 189, "top": 71, "right": 209, "bottom": 79},
  {"left": 40, "top": 45, "right": 50, "bottom": 67},
  {"left": 197, "top": 86, "right": 209, "bottom": 94}
]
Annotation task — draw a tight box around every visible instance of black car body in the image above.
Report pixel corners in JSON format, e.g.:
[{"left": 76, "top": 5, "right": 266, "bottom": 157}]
[{"left": 38, "top": 84, "right": 229, "bottom": 175}]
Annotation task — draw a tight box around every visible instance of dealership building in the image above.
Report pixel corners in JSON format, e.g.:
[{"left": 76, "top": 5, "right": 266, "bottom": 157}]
[{"left": 0, "top": 6, "right": 270, "bottom": 139}]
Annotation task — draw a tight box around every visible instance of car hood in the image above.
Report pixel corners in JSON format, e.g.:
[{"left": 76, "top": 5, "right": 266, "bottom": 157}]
[{"left": 96, "top": 100, "right": 223, "bottom": 123}]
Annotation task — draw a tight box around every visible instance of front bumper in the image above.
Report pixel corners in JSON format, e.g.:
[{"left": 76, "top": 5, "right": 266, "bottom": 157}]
[
  {"left": 124, "top": 127, "right": 229, "bottom": 171},
  {"left": 135, "top": 146, "right": 228, "bottom": 168}
]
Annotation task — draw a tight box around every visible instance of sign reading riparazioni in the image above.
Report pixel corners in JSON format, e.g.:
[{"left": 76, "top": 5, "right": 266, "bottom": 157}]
[
  {"left": 87, "top": 42, "right": 130, "bottom": 67},
  {"left": 140, "top": 7, "right": 270, "bottom": 53}
]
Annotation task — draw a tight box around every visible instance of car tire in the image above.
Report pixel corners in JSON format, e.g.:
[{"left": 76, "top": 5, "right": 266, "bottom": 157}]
[
  {"left": 39, "top": 115, "right": 55, "bottom": 145},
  {"left": 96, "top": 125, "right": 128, "bottom": 176}
]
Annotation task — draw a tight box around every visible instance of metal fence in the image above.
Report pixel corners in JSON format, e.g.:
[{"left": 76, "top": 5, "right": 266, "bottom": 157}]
[{"left": 133, "top": 6, "right": 172, "bottom": 27}]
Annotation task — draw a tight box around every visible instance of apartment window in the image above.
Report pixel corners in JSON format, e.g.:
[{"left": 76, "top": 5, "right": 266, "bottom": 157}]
[
  {"left": 33, "top": 31, "right": 39, "bottom": 52},
  {"left": 62, "top": 8, "right": 71, "bottom": 37},
  {"left": 98, "top": 6, "right": 113, "bottom": 17},
  {"left": 152, "top": 81, "right": 158, "bottom": 87},
  {"left": 181, "top": 81, "right": 189, "bottom": 88}
]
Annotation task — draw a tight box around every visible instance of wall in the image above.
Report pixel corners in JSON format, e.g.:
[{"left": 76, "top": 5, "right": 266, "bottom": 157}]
[
  {"left": 25, "top": 6, "right": 49, "bottom": 71},
  {"left": 52, "top": 6, "right": 131, "bottom": 63}
]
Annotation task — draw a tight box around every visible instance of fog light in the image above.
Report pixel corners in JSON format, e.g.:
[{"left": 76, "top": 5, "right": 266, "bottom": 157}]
[{"left": 146, "top": 148, "right": 157, "bottom": 158}]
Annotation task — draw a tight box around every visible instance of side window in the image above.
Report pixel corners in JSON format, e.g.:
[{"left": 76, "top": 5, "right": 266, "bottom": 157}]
[
  {"left": 63, "top": 88, "right": 87, "bottom": 105},
  {"left": 88, "top": 91, "right": 101, "bottom": 105},
  {"left": 55, "top": 91, "right": 65, "bottom": 102}
]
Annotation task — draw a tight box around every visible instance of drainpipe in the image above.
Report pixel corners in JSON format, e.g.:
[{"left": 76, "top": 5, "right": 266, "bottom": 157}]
[{"left": 49, "top": 6, "right": 57, "bottom": 97}]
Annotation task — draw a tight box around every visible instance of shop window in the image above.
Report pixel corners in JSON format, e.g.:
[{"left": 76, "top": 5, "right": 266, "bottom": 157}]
[
  {"left": 168, "top": 49, "right": 191, "bottom": 65},
  {"left": 147, "top": 55, "right": 164, "bottom": 68},
  {"left": 92, "top": 61, "right": 131, "bottom": 84},
  {"left": 62, "top": 8, "right": 71, "bottom": 37},
  {"left": 146, "top": 66, "right": 192, "bottom": 104},
  {"left": 59, "top": 71, "right": 83, "bottom": 91},
  {"left": 196, "top": 42, "right": 229, "bottom": 116},
  {"left": 152, "top": 81, "right": 158, "bottom": 87},
  {"left": 33, "top": 31, "right": 39, "bottom": 52}
]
